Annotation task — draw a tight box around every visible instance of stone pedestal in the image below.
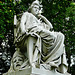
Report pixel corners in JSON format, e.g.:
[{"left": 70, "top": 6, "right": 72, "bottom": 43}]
[{"left": 3, "top": 67, "right": 70, "bottom": 75}]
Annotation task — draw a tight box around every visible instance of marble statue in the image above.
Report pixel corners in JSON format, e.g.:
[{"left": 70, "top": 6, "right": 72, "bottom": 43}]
[{"left": 6, "top": 0, "right": 69, "bottom": 75}]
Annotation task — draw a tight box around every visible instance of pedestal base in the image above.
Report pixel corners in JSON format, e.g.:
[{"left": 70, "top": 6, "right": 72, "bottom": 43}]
[{"left": 3, "top": 68, "right": 71, "bottom": 75}]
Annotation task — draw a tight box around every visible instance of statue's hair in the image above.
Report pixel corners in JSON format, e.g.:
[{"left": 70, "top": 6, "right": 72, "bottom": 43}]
[{"left": 28, "top": 0, "right": 42, "bottom": 12}]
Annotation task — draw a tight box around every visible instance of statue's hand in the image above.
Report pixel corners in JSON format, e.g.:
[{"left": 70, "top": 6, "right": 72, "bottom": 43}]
[
  {"left": 38, "top": 14, "right": 48, "bottom": 23},
  {"left": 21, "top": 30, "right": 26, "bottom": 34},
  {"left": 38, "top": 14, "right": 45, "bottom": 20},
  {"left": 38, "top": 14, "right": 53, "bottom": 30}
]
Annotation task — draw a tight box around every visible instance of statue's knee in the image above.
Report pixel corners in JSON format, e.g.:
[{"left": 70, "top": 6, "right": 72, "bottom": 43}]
[{"left": 58, "top": 32, "right": 65, "bottom": 39}]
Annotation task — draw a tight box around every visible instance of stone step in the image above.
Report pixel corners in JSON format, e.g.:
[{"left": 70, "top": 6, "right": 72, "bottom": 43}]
[{"left": 3, "top": 67, "right": 70, "bottom": 75}]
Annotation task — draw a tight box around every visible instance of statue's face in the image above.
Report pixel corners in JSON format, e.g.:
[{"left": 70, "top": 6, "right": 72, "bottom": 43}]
[
  {"left": 13, "top": 56, "right": 24, "bottom": 71},
  {"left": 31, "top": 4, "right": 39, "bottom": 16}
]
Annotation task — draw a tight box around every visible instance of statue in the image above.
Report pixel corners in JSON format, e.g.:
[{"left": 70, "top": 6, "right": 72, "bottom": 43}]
[{"left": 6, "top": 0, "right": 69, "bottom": 75}]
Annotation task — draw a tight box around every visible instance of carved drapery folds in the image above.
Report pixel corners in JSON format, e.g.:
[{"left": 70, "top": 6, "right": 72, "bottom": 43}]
[{"left": 8, "top": 0, "right": 68, "bottom": 74}]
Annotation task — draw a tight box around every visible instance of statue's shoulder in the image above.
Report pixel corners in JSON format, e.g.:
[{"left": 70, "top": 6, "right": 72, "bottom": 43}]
[
  {"left": 21, "top": 12, "right": 34, "bottom": 20},
  {"left": 23, "top": 12, "right": 32, "bottom": 16}
]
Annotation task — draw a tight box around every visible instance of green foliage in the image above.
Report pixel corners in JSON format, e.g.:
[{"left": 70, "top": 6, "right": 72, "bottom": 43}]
[
  {"left": 65, "top": 4, "right": 75, "bottom": 55},
  {"left": 0, "top": 0, "right": 14, "bottom": 39}
]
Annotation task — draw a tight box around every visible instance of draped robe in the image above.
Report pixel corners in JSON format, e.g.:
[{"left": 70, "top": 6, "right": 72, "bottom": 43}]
[{"left": 14, "top": 12, "right": 68, "bottom": 73}]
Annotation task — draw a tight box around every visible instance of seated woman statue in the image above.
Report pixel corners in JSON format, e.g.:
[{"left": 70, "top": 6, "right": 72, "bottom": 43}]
[{"left": 14, "top": 0, "right": 68, "bottom": 73}]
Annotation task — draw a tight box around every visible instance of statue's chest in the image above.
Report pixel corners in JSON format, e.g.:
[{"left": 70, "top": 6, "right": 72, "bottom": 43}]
[{"left": 26, "top": 16, "right": 39, "bottom": 27}]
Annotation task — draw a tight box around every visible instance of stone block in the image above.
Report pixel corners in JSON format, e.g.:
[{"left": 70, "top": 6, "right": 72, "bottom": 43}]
[{"left": 3, "top": 67, "right": 68, "bottom": 75}]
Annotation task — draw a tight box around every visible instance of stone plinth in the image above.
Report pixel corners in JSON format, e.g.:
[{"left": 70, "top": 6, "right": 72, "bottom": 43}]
[{"left": 3, "top": 67, "right": 70, "bottom": 75}]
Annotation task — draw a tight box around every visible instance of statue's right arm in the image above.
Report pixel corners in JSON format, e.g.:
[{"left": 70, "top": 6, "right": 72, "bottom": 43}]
[
  {"left": 38, "top": 14, "right": 53, "bottom": 30},
  {"left": 20, "top": 12, "right": 27, "bottom": 34}
]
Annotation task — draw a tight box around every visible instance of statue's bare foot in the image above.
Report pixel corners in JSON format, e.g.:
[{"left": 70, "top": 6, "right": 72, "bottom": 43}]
[
  {"left": 31, "top": 63, "right": 36, "bottom": 68},
  {"left": 49, "top": 62, "right": 58, "bottom": 68}
]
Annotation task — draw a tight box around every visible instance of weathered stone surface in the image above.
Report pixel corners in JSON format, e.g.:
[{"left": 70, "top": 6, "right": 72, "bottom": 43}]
[
  {"left": 4, "top": 0, "right": 70, "bottom": 75},
  {"left": 3, "top": 68, "right": 69, "bottom": 75}
]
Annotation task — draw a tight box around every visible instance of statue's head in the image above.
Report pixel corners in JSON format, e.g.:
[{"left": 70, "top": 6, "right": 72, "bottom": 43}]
[{"left": 28, "top": 0, "right": 42, "bottom": 16}]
